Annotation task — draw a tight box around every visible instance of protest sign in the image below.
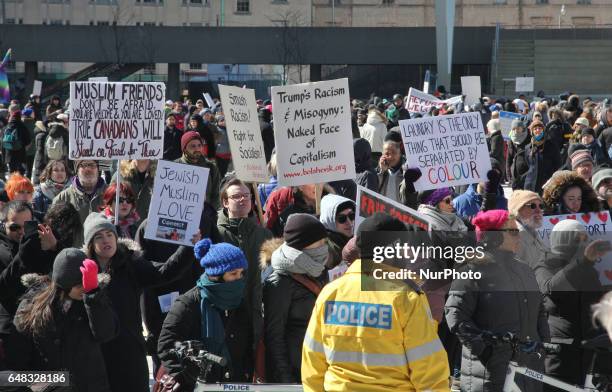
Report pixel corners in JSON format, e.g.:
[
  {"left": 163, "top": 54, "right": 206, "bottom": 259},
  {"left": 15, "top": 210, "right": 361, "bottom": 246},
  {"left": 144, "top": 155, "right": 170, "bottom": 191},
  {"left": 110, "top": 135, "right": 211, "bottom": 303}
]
[
  {"left": 399, "top": 112, "right": 491, "bottom": 191},
  {"left": 405, "top": 87, "right": 463, "bottom": 115},
  {"left": 536, "top": 212, "right": 612, "bottom": 285},
  {"left": 32, "top": 80, "right": 42, "bottom": 97},
  {"left": 271, "top": 78, "right": 356, "bottom": 186},
  {"left": 218, "top": 84, "right": 268, "bottom": 182},
  {"left": 69, "top": 81, "right": 165, "bottom": 160},
  {"left": 460, "top": 76, "right": 481, "bottom": 106},
  {"left": 203, "top": 93, "right": 214, "bottom": 108},
  {"left": 515, "top": 77, "right": 534, "bottom": 92},
  {"left": 355, "top": 185, "right": 430, "bottom": 231},
  {"left": 88, "top": 77, "right": 108, "bottom": 82},
  {"left": 499, "top": 111, "right": 523, "bottom": 140},
  {"left": 145, "top": 160, "right": 209, "bottom": 246}
]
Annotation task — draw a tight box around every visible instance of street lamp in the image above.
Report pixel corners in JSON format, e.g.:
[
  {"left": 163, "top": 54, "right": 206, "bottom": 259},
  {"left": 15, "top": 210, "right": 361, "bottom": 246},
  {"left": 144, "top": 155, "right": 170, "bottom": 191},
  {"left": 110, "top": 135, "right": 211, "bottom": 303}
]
[{"left": 559, "top": 4, "right": 566, "bottom": 28}]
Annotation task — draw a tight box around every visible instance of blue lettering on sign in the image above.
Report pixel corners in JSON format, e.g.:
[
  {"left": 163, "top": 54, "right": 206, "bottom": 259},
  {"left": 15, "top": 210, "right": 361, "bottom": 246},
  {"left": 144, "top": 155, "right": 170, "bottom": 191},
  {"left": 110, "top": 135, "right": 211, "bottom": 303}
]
[{"left": 324, "top": 301, "right": 392, "bottom": 329}]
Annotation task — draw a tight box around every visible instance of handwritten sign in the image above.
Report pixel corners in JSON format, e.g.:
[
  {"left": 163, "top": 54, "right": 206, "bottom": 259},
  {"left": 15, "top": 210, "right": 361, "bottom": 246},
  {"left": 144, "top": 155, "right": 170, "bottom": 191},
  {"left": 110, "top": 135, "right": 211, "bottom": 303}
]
[
  {"left": 218, "top": 85, "right": 268, "bottom": 183},
  {"left": 69, "top": 81, "right": 165, "bottom": 160},
  {"left": 203, "top": 92, "right": 214, "bottom": 108},
  {"left": 515, "top": 77, "right": 534, "bottom": 92},
  {"left": 32, "top": 80, "right": 42, "bottom": 97},
  {"left": 144, "top": 160, "right": 208, "bottom": 246},
  {"left": 355, "top": 185, "right": 430, "bottom": 232},
  {"left": 499, "top": 111, "right": 523, "bottom": 140},
  {"left": 405, "top": 87, "right": 463, "bottom": 115},
  {"left": 271, "top": 78, "right": 356, "bottom": 186},
  {"left": 537, "top": 212, "right": 612, "bottom": 285},
  {"left": 399, "top": 112, "right": 490, "bottom": 191},
  {"left": 460, "top": 76, "right": 481, "bottom": 107}
]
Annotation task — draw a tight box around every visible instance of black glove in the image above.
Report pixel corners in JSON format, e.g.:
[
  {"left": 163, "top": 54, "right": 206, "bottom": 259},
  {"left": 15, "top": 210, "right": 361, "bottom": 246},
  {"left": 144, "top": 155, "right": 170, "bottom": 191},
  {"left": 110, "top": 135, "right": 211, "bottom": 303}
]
[
  {"left": 402, "top": 166, "right": 422, "bottom": 193},
  {"left": 484, "top": 169, "right": 501, "bottom": 194}
]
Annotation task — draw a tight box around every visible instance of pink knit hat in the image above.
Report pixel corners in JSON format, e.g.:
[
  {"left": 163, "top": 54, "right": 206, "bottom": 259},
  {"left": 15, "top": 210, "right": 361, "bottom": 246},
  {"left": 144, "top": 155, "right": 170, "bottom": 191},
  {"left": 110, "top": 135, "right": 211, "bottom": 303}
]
[{"left": 472, "top": 210, "right": 509, "bottom": 242}]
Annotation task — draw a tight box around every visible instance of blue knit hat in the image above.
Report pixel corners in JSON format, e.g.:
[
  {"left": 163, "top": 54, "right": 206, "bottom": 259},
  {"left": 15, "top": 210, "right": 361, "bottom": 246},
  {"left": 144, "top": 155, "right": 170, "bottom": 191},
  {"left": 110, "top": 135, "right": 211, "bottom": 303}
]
[{"left": 194, "top": 238, "right": 248, "bottom": 276}]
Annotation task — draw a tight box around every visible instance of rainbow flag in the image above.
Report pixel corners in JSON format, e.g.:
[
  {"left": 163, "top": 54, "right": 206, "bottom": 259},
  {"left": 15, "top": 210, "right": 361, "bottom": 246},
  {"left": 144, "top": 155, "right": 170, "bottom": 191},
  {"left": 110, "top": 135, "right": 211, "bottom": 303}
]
[{"left": 0, "top": 49, "right": 11, "bottom": 104}]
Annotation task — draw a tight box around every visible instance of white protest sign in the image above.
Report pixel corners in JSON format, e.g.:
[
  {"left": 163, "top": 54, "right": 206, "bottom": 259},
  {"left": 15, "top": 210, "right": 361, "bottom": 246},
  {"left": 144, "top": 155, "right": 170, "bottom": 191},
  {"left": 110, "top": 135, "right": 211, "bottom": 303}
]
[
  {"left": 203, "top": 93, "right": 214, "bottom": 108},
  {"left": 328, "top": 262, "right": 348, "bottom": 282},
  {"left": 499, "top": 111, "right": 523, "bottom": 140},
  {"left": 218, "top": 84, "right": 268, "bottom": 182},
  {"left": 399, "top": 112, "right": 491, "bottom": 191},
  {"left": 145, "top": 160, "right": 209, "bottom": 246},
  {"left": 405, "top": 87, "right": 463, "bottom": 115},
  {"left": 355, "top": 185, "right": 430, "bottom": 232},
  {"left": 515, "top": 77, "right": 534, "bottom": 92},
  {"left": 271, "top": 78, "right": 356, "bottom": 186},
  {"left": 536, "top": 212, "right": 612, "bottom": 285},
  {"left": 88, "top": 77, "right": 108, "bottom": 82},
  {"left": 32, "top": 80, "right": 42, "bottom": 97},
  {"left": 460, "top": 76, "right": 481, "bottom": 106},
  {"left": 69, "top": 82, "right": 165, "bottom": 160}
]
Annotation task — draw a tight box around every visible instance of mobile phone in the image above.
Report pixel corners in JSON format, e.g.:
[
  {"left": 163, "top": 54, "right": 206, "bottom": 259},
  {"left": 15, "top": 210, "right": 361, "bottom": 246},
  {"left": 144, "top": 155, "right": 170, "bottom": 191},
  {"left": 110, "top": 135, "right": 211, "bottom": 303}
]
[{"left": 24, "top": 221, "right": 38, "bottom": 238}]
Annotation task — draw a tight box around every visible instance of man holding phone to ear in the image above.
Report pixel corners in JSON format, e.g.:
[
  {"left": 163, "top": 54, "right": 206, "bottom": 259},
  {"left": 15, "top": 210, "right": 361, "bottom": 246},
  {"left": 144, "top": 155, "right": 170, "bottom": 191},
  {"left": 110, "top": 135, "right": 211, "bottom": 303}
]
[{"left": 0, "top": 201, "right": 33, "bottom": 274}]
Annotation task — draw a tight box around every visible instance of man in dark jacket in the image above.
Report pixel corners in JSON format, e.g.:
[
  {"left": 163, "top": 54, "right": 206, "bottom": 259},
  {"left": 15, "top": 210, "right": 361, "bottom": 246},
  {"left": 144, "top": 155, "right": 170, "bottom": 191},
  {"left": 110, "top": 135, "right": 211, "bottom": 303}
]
[
  {"left": 546, "top": 108, "right": 573, "bottom": 163},
  {"left": 163, "top": 114, "right": 183, "bottom": 161},
  {"left": 258, "top": 108, "right": 274, "bottom": 163},
  {"left": 0, "top": 201, "right": 32, "bottom": 273},
  {"left": 580, "top": 127, "right": 610, "bottom": 167},
  {"left": 3, "top": 105, "right": 31, "bottom": 175},
  {"left": 329, "top": 138, "right": 378, "bottom": 200}
]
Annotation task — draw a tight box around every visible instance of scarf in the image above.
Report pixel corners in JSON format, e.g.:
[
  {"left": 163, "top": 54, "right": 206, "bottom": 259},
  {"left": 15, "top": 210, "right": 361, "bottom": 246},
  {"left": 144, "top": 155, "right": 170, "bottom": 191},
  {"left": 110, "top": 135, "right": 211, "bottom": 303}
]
[
  {"left": 182, "top": 151, "right": 203, "bottom": 164},
  {"left": 510, "top": 129, "right": 528, "bottom": 145},
  {"left": 531, "top": 131, "right": 546, "bottom": 148},
  {"left": 196, "top": 274, "right": 245, "bottom": 358},
  {"left": 271, "top": 243, "right": 327, "bottom": 278},
  {"left": 103, "top": 206, "right": 140, "bottom": 239},
  {"left": 40, "top": 179, "right": 67, "bottom": 201},
  {"left": 417, "top": 204, "right": 468, "bottom": 232},
  {"left": 73, "top": 176, "right": 105, "bottom": 198}
]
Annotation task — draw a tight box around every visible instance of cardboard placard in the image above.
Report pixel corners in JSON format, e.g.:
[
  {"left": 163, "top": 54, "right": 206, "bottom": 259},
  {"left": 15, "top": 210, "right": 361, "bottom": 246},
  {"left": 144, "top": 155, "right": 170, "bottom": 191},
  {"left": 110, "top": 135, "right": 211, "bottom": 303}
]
[
  {"left": 271, "top": 78, "right": 356, "bottom": 186},
  {"left": 515, "top": 77, "right": 534, "bottom": 93},
  {"left": 460, "top": 76, "right": 481, "bottom": 107},
  {"left": 536, "top": 212, "right": 612, "bottom": 286},
  {"left": 88, "top": 77, "right": 108, "bottom": 82},
  {"left": 499, "top": 111, "right": 523, "bottom": 140},
  {"left": 218, "top": 84, "right": 268, "bottom": 182},
  {"left": 144, "top": 160, "right": 209, "bottom": 246},
  {"left": 399, "top": 112, "right": 491, "bottom": 191},
  {"left": 355, "top": 185, "right": 430, "bottom": 231},
  {"left": 32, "top": 80, "right": 42, "bottom": 96},
  {"left": 405, "top": 87, "right": 463, "bottom": 115},
  {"left": 69, "top": 81, "right": 165, "bottom": 160}
]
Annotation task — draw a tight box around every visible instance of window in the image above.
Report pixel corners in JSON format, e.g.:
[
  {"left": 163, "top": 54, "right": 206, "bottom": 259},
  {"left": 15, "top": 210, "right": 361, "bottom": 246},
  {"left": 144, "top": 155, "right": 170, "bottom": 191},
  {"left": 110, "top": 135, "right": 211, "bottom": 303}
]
[
  {"left": 189, "top": 63, "right": 202, "bottom": 70},
  {"left": 577, "top": 0, "right": 591, "bottom": 4},
  {"left": 236, "top": 0, "right": 249, "bottom": 13},
  {"left": 382, "top": 0, "right": 394, "bottom": 4},
  {"left": 5, "top": 18, "right": 15, "bottom": 24},
  {"left": 494, "top": 0, "right": 507, "bottom": 4},
  {"left": 49, "top": 19, "right": 64, "bottom": 25},
  {"left": 98, "top": 21, "right": 110, "bottom": 25},
  {"left": 329, "top": 0, "right": 341, "bottom": 4},
  {"left": 272, "top": 0, "right": 288, "bottom": 3},
  {"left": 143, "top": 22, "right": 156, "bottom": 26},
  {"left": 535, "top": 0, "right": 548, "bottom": 4},
  {"left": 572, "top": 16, "right": 595, "bottom": 25},
  {"left": 189, "top": 22, "right": 202, "bottom": 26}
]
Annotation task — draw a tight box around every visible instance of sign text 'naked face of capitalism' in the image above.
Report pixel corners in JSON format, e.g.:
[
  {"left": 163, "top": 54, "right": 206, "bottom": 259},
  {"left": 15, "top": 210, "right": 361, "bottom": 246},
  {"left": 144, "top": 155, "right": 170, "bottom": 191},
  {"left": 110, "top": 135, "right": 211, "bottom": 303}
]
[{"left": 399, "top": 112, "right": 491, "bottom": 191}]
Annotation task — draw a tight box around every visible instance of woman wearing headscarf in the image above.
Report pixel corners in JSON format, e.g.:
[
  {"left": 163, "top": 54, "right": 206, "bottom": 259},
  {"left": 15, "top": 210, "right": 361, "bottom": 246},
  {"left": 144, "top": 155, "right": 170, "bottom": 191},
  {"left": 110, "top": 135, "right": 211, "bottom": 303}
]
[
  {"left": 261, "top": 213, "right": 329, "bottom": 383},
  {"left": 157, "top": 239, "right": 252, "bottom": 388},
  {"left": 533, "top": 219, "right": 611, "bottom": 388},
  {"left": 445, "top": 210, "right": 550, "bottom": 392}
]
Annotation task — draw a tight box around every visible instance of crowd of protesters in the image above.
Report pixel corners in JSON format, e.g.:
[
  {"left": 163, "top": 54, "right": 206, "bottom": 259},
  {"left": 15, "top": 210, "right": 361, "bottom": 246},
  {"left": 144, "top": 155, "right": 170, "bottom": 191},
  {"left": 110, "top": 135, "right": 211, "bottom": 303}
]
[{"left": 0, "top": 87, "right": 611, "bottom": 392}]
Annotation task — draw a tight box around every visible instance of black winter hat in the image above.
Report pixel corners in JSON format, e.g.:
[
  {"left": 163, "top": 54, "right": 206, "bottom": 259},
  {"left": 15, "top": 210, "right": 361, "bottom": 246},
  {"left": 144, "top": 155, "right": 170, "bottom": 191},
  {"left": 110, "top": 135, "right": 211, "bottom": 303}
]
[
  {"left": 52, "top": 248, "right": 87, "bottom": 290},
  {"left": 581, "top": 127, "right": 596, "bottom": 138},
  {"left": 283, "top": 213, "right": 327, "bottom": 250},
  {"left": 356, "top": 213, "right": 407, "bottom": 259}
]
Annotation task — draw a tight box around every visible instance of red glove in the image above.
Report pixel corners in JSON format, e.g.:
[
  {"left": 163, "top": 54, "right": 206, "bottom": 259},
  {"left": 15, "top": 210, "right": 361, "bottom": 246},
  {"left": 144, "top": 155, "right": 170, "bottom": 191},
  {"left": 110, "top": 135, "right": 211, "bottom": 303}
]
[{"left": 80, "top": 259, "right": 99, "bottom": 293}]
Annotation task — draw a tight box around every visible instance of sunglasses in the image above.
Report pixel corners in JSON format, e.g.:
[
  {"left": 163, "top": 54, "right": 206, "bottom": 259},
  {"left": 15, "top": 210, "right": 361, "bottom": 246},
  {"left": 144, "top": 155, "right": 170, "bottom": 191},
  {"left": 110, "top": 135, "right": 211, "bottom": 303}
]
[
  {"left": 118, "top": 197, "right": 134, "bottom": 204},
  {"left": 337, "top": 212, "right": 355, "bottom": 224},
  {"left": 7, "top": 223, "right": 23, "bottom": 232},
  {"left": 526, "top": 202, "right": 544, "bottom": 210}
]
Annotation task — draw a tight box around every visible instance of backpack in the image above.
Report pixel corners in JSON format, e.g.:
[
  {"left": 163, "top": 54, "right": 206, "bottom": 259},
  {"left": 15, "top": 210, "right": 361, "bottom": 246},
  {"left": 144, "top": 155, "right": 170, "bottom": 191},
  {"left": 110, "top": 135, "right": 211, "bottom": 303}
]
[
  {"left": 2, "top": 126, "right": 22, "bottom": 151},
  {"left": 45, "top": 134, "right": 65, "bottom": 160}
]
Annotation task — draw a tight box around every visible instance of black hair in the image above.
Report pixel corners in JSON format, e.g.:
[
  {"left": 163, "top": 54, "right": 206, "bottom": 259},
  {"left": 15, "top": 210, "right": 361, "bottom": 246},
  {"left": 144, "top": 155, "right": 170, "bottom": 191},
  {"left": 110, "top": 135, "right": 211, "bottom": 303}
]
[{"left": 1, "top": 200, "right": 34, "bottom": 222}]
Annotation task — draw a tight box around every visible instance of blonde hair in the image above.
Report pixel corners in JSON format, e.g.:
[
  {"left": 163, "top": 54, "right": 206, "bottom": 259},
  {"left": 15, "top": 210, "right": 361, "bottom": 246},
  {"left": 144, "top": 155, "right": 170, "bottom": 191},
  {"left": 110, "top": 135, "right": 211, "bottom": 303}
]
[{"left": 592, "top": 291, "right": 612, "bottom": 339}]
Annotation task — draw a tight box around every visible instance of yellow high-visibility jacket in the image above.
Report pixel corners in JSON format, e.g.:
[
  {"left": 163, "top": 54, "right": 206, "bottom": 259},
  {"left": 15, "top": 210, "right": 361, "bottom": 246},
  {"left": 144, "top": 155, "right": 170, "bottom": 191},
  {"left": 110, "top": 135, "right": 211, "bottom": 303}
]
[{"left": 301, "top": 260, "right": 450, "bottom": 392}]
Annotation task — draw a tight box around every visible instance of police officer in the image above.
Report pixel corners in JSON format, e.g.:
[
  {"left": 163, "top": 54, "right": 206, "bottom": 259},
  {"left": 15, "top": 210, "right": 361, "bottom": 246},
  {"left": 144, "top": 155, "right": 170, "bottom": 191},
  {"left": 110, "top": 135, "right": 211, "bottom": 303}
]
[{"left": 301, "top": 213, "right": 450, "bottom": 391}]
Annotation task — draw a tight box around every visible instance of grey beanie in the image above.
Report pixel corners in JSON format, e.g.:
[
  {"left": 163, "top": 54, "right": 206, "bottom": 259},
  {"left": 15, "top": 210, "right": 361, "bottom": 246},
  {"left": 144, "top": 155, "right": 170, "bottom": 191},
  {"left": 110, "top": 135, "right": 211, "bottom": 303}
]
[
  {"left": 83, "top": 212, "right": 117, "bottom": 247},
  {"left": 52, "top": 248, "right": 87, "bottom": 290},
  {"left": 592, "top": 168, "right": 612, "bottom": 191}
]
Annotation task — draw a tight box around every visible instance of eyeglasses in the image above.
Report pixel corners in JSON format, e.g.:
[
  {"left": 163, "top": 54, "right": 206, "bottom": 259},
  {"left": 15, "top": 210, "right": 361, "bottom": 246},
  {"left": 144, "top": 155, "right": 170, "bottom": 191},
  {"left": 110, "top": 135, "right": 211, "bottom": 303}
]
[
  {"left": 118, "top": 197, "right": 134, "bottom": 204},
  {"left": 337, "top": 212, "right": 355, "bottom": 224},
  {"left": 526, "top": 202, "right": 544, "bottom": 210},
  {"left": 7, "top": 223, "right": 23, "bottom": 232},
  {"left": 228, "top": 193, "right": 251, "bottom": 202}
]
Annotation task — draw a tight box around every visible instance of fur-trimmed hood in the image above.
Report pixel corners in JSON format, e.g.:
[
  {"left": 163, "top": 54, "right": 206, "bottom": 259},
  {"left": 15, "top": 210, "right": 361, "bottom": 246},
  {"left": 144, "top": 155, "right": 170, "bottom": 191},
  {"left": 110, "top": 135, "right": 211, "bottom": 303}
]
[
  {"left": 259, "top": 237, "right": 283, "bottom": 270},
  {"left": 82, "top": 238, "right": 144, "bottom": 267},
  {"left": 20, "top": 271, "right": 111, "bottom": 291},
  {"left": 542, "top": 170, "right": 600, "bottom": 213}
]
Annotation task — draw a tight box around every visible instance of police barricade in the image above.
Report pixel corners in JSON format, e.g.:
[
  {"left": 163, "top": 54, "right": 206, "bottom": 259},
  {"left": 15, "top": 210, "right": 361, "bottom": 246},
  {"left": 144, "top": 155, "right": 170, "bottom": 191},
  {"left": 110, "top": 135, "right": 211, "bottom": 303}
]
[{"left": 195, "top": 383, "right": 303, "bottom": 391}]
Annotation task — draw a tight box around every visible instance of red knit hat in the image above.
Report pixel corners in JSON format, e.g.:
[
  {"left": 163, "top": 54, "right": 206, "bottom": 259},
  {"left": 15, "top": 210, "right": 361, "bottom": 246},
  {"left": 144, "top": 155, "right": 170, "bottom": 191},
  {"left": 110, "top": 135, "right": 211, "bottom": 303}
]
[
  {"left": 471, "top": 210, "right": 509, "bottom": 242},
  {"left": 181, "top": 131, "right": 203, "bottom": 152}
]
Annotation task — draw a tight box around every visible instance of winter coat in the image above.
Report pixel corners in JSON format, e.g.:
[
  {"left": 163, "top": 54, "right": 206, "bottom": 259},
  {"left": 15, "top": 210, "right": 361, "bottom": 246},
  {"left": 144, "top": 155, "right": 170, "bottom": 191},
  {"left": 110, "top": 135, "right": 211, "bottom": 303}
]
[
  {"left": 54, "top": 180, "right": 107, "bottom": 245},
  {"left": 507, "top": 133, "right": 531, "bottom": 190},
  {"left": 163, "top": 125, "right": 183, "bottom": 162},
  {"left": 264, "top": 187, "right": 295, "bottom": 233},
  {"left": 86, "top": 238, "right": 196, "bottom": 392},
  {"left": 516, "top": 220, "right": 550, "bottom": 268},
  {"left": 594, "top": 110, "right": 611, "bottom": 137},
  {"left": 487, "top": 130, "right": 505, "bottom": 168},
  {"left": 114, "top": 162, "right": 156, "bottom": 226},
  {"left": 259, "top": 113, "right": 275, "bottom": 163},
  {"left": 319, "top": 194, "right": 354, "bottom": 268},
  {"left": 359, "top": 111, "right": 387, "bottom": 153},
  {"left": 377, "top": 162, "right": 404, "bottom": 203},
  {"left": 217, "top": 211, "right": 273, "bottom": 344},
  {"left": 264, "top": 187, "right": 331, "bottom": 237},
  {"left": 257, "top": 177, "right": 278, "bottom": 211},
  {"left": 23, "top": 117, "right": 36, "bottom": 157},
  {"left": 174, "top": 155, "right": 221, "bottom": 211},
  {"left": 445, "top": 249, "right": 550, "bottom": 392},
  {"left": 31, "top": 121, "right": 48, "bottom": 185},
  {"left": 32, "top": 180, "right": 70, "bottom": 221},
  {"left": 598, "top": 126, "right": 612, "bottom": 160},
  {"left": 0, "top": 229, "right": 18, "bottom": 275},
  {"left": 157, "top": 286, "right": 253, "bottom": 388},
  {"left": 585, "top": 140, "right": 610, "bottom": 167},
  {"left": 524, "top": 141, "right": 562, "bottom": 194},
  {"left": 260, "top": 238, "right": 321, "bottom": 383},
  {"left": 452, "top": 184, "right": 508, "bottom": 220},
  {"left": 14, "top": 274, "right": 119, "bottom": 392},
  {"left": 541, "top": 171, "right": 600, "bottom": 214},
  {"left": 354, "top": 137, "right": 378, "bottom": 195}
]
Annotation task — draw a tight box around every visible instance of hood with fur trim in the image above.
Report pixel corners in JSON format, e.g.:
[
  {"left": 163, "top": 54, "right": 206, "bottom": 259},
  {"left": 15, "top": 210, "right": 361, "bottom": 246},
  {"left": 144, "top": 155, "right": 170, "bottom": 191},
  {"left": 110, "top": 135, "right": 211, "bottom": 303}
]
[
  {"left": 21, "top": 271, "right": 111, "bottom": 291},
  {"left": 82, "top": 238, "right": 144, "bottom": 268},
  {"left": 542, "top": 171, "right": 600, "bottom": 214},
  {"left": 259, "top": 237, "right": 283, "bottom": 269}
]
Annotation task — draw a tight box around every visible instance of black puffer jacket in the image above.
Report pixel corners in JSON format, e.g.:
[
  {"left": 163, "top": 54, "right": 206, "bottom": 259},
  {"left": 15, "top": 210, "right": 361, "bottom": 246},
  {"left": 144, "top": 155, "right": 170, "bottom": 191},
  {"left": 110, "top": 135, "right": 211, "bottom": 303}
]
[
  {"left": 524, "top": 140, "right": 562, "bottom": 194},
  {"left": 31, "top": 121, "right": 49, "bottom": 185},
  {"left": 157, "top": 286, "right": 253, "bottom": 389},
  {"left": 85, "top": 238, "right": 195, "bottom": 392},
  {"left": 506, "top": 132, "right": 531, "bottom": 190},
  {"left": 259, "top": 110, "right": 274, "bottom": 163},
  {"left": 13, "top": 274, "right": 119, "bottom": 392},
  {"left": 260, "top": 238, "right": 321, "bottom": 383},
  {"left": 445, "top": 250, "right": 550, "bottom": 392}
]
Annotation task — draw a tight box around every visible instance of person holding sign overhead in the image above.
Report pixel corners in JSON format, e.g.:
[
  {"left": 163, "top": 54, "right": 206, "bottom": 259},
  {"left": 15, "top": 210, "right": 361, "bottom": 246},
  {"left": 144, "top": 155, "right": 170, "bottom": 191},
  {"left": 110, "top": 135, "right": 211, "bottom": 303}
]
[{"left": 175, "top": 131, "right": 221, "bottom": 210}]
